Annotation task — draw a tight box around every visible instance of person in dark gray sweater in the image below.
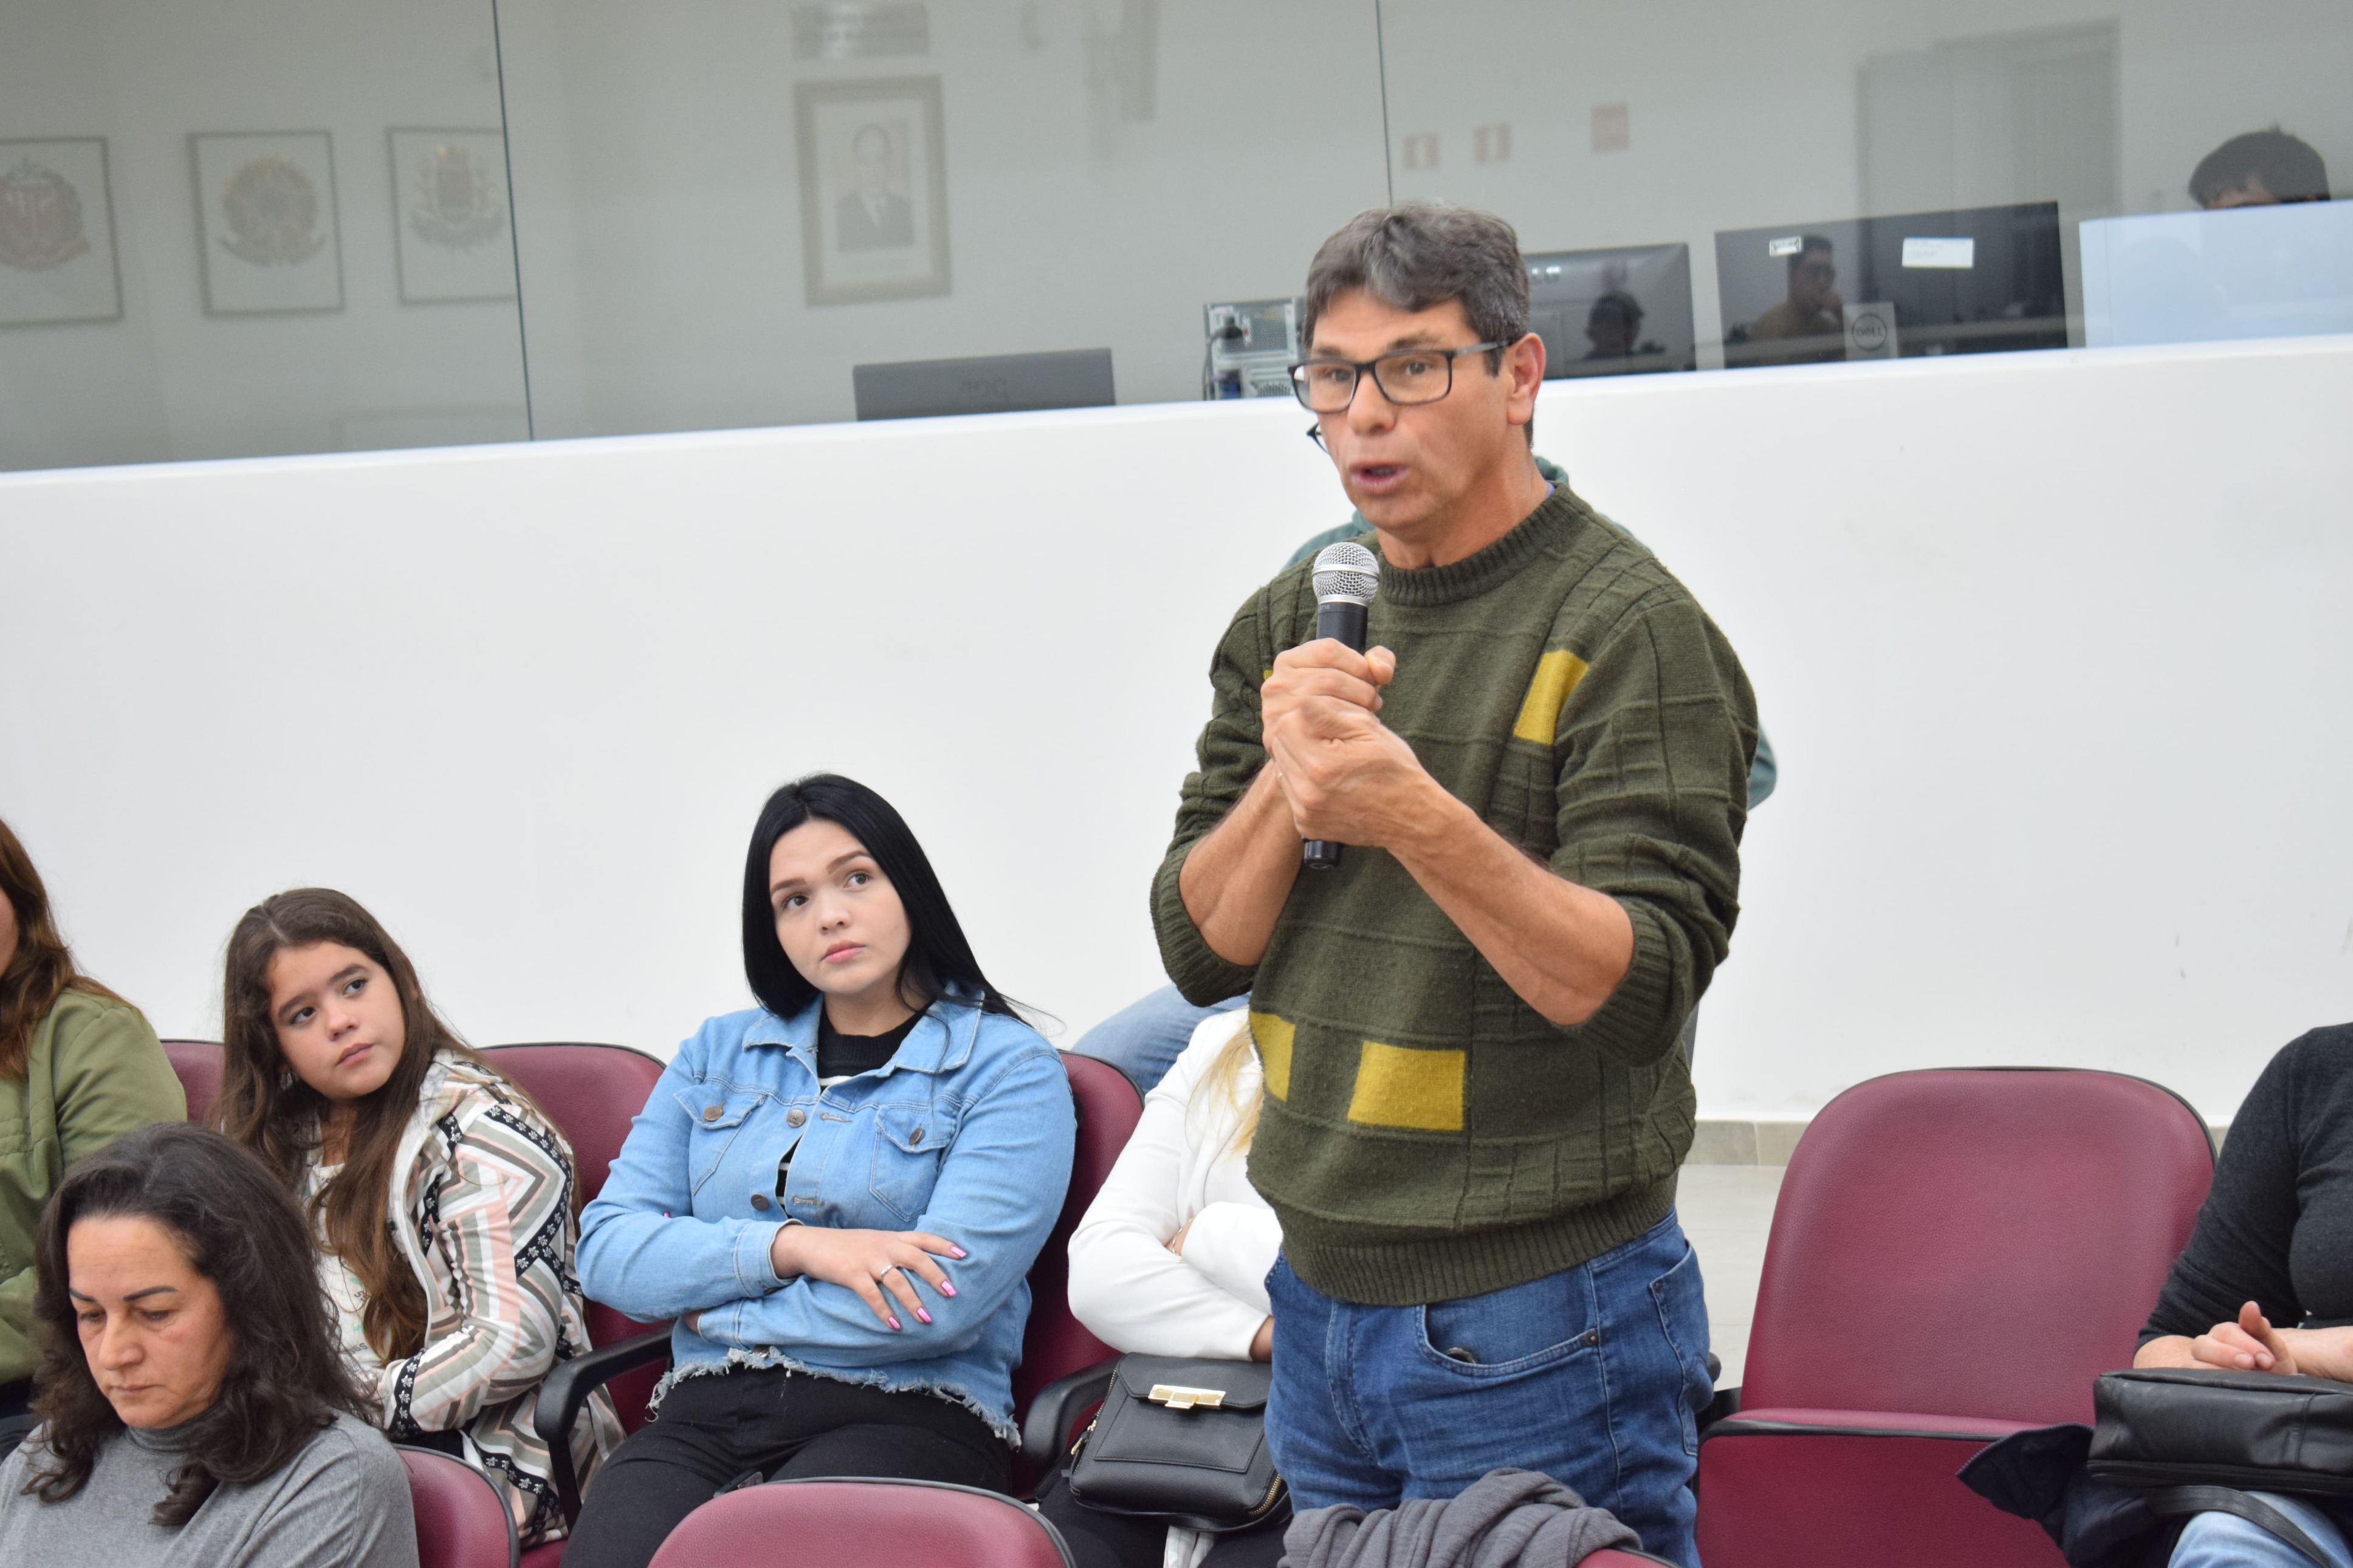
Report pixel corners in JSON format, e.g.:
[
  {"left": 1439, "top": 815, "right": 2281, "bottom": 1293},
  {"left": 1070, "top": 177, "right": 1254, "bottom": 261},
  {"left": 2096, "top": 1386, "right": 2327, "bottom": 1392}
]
[
  {"left": 2135, "top": 1024, "right": 2353, "bottom": 1567},
  {"left": 0, "top": 1124, "right": 414, "bottom": 1567}
]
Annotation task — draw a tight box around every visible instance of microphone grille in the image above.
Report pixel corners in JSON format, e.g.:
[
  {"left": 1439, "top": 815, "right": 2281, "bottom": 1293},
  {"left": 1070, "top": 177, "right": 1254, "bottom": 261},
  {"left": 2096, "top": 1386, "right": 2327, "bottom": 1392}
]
[{"left": 1312, "top": 540, "right": 1380, "bottom": 606}]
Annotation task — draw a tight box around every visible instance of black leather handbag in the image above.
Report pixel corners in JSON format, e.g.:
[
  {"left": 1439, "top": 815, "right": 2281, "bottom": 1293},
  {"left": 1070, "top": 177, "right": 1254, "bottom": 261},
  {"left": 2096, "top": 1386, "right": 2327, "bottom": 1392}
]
[
  {"left": 1063, "top": 1355, "right": 1286, "bottom": 1533},
  {"left": 2083, "top": 1366, "right": 2353, "bottom": 1566}
]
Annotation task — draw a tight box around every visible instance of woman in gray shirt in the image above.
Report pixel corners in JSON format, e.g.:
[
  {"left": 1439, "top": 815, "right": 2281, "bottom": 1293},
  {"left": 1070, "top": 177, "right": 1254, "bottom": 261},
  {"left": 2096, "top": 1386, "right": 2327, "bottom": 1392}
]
[{"left": 0, "top": 1123, "right": 414, "bottom": 1567}]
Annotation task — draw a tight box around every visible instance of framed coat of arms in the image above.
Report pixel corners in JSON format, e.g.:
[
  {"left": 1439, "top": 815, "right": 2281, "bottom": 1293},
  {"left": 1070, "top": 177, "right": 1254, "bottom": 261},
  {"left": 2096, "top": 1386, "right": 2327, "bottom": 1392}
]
[
  {"left": 796, "top": 75, "right": 951, "bottom": 307},
  {"left": 0, "top": 137, "right": 123, "bottom": 327},
  {"left": 386, "top": 128, "right": 516, "bottom": 304},
  {"left": 190, "top": 131, "right": 345, "bottom": 315}
]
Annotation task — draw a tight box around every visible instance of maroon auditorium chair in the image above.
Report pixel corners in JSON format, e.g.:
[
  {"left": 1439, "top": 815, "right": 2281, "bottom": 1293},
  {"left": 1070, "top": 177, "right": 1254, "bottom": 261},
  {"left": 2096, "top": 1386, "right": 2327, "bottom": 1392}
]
[
  {"left": 647, "top": 1477, "right": 1073, "bottom": 1568},
  {"left": 160, "top": 1038, "right": 223, "bottom": 1125},
  {"left": 1694, "top": 1067, "right": 2215, "bottom": 1568},
  {"left": 400, "top": 1443, "right": 521, "bottom": 1568},
  {"left": 532, "top": 1049, "right": 1145, "bottom": 1548},
  {"left": 1010, "top": 1051, "right": 1144, "bottom": 1488},
  {"left": 487, "top": 1042, "right": 670, "bottom": 1567}
]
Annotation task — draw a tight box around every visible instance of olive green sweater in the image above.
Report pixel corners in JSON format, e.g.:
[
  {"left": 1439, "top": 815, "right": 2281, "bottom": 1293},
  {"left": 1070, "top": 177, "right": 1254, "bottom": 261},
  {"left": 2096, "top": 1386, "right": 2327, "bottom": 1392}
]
[
  {"left": 1152, "top": 488, "right": 1756, "bottom": 1306},
  {"left": 0, "top": 990, "right": 186, "bottom": 1383}
]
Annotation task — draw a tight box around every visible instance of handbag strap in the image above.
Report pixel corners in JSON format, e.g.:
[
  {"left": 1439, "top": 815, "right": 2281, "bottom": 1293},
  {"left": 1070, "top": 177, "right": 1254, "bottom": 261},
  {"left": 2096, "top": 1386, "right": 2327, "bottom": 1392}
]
[{"left": 2140, "top": 1485, "right": 2335, "bottom": 1568}]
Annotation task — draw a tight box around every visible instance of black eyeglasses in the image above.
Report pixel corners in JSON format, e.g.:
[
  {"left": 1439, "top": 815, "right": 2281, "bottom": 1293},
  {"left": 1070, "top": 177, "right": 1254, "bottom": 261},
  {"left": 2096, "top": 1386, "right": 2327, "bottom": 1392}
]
[{"left": 1289, "top": 342, "right": 1503, "bottom": 413}]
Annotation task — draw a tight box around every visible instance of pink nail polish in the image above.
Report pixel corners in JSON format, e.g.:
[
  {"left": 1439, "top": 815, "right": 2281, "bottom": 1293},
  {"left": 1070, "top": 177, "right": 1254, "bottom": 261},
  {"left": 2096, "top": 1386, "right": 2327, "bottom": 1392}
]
[
  {"left": 939, "top": 1281, "right": 957, "bottom": 1297},
  {"left": 916, "top": 1309, "right": 933, "bottom": 1324},
  {"left": 951, "top": 1247, "right": 967, "bottom": 1259},
  {"left": 888, "top": 1315, "right": 902, "bottom": 1331}
]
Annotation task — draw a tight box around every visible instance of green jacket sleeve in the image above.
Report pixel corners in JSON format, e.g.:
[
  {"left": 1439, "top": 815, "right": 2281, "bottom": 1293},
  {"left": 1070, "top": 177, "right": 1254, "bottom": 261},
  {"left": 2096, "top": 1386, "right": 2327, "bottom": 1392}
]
[
  {"left": 48, "top": 998, "right": 187, "bottom": 1166},
  {"left": 0, "top": 996, "right": 186, "bottom": 1381}
]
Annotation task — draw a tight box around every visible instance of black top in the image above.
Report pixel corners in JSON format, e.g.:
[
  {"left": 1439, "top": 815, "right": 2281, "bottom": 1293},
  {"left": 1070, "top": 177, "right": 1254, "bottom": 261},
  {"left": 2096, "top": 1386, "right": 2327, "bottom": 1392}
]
[
  {"left": 2143, "top": 1025, "right": 2353, "bottom": 1343},
  {"left": 816, "top": 1010, "right": 922, "bottom": 1081}
]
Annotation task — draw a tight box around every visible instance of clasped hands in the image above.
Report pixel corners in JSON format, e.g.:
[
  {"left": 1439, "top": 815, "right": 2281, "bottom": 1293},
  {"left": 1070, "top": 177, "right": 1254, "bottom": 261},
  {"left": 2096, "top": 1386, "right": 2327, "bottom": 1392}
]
[
  {"left": 684, "top": 1224, "right": 966, "bottom": 1337},
  {"left": 1260, "top": 638, "right": 1435, "bottom": 849},
  {"left": 2177, "top": 1301, "right": 2353, "bottom": 1381},
  {"left": 1166, "top": 1216, "right": 1275, "bottom": 1363}
]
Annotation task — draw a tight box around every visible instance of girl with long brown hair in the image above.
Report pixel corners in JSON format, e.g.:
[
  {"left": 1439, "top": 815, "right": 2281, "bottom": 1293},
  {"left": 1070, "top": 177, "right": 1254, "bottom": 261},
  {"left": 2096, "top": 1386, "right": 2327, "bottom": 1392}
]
[
  {"left": 0, "top": 816, "right": 184, "bottom": 1453},
  {"left": 216, "top": 886, "right": 617, "bottom": 1547}
]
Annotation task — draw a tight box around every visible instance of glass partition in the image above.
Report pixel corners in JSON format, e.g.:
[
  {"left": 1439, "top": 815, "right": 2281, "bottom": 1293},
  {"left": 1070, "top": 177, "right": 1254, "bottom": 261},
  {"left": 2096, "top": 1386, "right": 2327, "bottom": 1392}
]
[
  {"left": 490, "top": 0, "right": 1388, "bottom": 438},
  {"left": 1, "top": 0, "right": 2344, "bottom": 471},
  {"left": 1376, "top": 0, "right": 2350, "bottom": 371},
  {"left": 0, "top": 0, "right": 527, "bottom": 472}
]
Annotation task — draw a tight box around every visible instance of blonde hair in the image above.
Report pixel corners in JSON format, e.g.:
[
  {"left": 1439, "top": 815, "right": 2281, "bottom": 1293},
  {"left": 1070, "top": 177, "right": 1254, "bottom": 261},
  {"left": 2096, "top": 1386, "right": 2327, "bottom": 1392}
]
[{"left": 1190, "top": 1011, "right": 1261, "bottom": 1156}]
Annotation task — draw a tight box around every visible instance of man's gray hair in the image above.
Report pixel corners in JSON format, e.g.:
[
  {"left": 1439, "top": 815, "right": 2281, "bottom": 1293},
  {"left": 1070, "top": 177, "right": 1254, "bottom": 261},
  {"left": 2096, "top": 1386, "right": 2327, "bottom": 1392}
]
[{"left": 1302, "top": 202, "right": 1531, "bottom": 370}]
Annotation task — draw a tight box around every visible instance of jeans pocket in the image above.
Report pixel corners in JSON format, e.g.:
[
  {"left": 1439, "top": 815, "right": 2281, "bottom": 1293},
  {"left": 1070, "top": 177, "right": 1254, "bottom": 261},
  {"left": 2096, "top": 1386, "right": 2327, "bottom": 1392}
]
[
  {"left": 1647, "top": 1242, "right": 1713, "bottom": 1457},
  {"left": 1418, "top": 1268, "right": 1598, "bottom": 1375}
]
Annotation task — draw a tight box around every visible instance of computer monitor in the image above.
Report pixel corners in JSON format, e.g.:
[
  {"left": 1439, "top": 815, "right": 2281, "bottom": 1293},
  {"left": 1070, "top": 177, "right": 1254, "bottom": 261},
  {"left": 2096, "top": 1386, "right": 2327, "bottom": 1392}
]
[
  {"left": 1203, "top": 298, "right": 1302, "bottom": 399},
  {"left": 853, "top": 348, "right": 1116, "bottom": 420},
  {"left": 1522, "top": 244, "right": 1697, "bottom": 378},
  {"left": 1714, "top": 202, "right": 2066, "bottom": 368}
]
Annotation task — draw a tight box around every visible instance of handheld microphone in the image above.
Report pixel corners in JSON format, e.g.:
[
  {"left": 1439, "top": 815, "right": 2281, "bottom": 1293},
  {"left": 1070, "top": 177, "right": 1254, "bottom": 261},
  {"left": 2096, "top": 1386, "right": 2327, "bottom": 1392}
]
[{"left": 1301, "top": 541, "right": 1380, "bottom": 871}]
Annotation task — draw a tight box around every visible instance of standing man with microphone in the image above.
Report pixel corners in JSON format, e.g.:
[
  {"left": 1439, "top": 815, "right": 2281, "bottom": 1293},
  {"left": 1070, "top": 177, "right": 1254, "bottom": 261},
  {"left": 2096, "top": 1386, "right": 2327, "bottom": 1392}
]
[{"left": 1152, "top": 202, "right": 1755, "bottom": 1568}]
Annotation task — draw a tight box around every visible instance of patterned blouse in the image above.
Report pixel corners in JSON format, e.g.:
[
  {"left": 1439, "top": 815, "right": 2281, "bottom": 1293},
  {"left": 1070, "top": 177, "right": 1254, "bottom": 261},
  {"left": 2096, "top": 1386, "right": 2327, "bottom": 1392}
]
[{"left": 300, "top": 1052, "right": 620, "bottom": 1546}]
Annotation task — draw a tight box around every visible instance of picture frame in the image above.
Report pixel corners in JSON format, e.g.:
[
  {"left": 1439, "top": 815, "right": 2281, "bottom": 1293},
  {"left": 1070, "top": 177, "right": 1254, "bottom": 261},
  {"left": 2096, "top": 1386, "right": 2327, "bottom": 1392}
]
[
  {"left": 795, "top": 75, "right": 950, "bottom": 307},
  {"left": 190, "top": 131, "right": 344, "bottom": 316},
  {"left": 0, "top": 137, "right": 124, "bottom": 327},
  {"left": 386, "top": 128, "right": 516, "bottom": 304}
]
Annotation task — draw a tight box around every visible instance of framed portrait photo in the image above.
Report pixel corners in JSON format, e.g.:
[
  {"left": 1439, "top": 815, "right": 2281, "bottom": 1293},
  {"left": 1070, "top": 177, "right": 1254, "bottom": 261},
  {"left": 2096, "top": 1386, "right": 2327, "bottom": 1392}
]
[
  {"left": 190, "top": 131, "right": 344, "bottom": 315},
  {"left": 796, "top": 75, "right": 950, "bottom": 306},
  {"left": 387, "top": 128, "right": 515, "bottom": 304},
  {"left": 0, "top": 137, "right": 123, "bottom": 327}
]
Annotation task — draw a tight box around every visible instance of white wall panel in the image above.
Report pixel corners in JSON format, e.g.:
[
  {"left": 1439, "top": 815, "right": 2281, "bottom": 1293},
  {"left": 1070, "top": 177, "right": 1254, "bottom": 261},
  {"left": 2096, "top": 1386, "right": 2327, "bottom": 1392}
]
[{"left": 5, "top": 337, "right": 2349, "bottom": 1125}]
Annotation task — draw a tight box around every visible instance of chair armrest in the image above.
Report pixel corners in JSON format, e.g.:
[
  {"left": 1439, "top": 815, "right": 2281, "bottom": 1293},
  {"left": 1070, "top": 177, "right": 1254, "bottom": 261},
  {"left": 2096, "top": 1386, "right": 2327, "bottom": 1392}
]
[
  {"left": 1700, "top": 1383, "right": 1741, "bottom": 1434},
  {"left": 534, "top": 1327, "right": 671, "bottom": 1524},
  {"left": 1020, "top": 1359, "right": 1118, "bottom": 1468}
]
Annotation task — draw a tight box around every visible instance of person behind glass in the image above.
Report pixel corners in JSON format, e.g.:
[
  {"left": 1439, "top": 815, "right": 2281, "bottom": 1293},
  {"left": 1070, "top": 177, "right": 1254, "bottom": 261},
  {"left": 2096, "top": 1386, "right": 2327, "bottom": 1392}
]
[
  {"left": 2191, "top": 128, "right": 2332, "bottom": 209},
  {"left": 0, "top": 817, "right": 186, "bottom": 1455},
  {"left": 568, "top": 773, "right": 1076, "bottom": 1568},
  {"left": 1582, "top": 290, "right": 1656, "bottom": 363},
  {"left": 2132, "top": 1024, "right": 2353, "bottom": 1567},
  {"left": 1039, "top": 1010, "right": 1287, "bottom": 1568},
  {"left": 1743, "top": 234, "right": 1845, "bottom": 365},
  {"left": 214, "top": 888, "right": 619, "bottom": 1549},
  {"left": 0, "top": 1122, "right": 414, "bottom": 1566},
  {"left": 1152, "top": 203, "right": 1754, "bottom": 1568}
]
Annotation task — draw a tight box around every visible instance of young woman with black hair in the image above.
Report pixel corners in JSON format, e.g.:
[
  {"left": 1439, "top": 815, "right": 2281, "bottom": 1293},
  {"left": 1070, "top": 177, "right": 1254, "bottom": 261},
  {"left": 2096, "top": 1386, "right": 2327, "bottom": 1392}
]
[
  {"left": 215, "top": 888, "right": 617, "bottom": 1549},
  {"left": 0, "top": 817, "right": 186, "bottom": 1453},
  {"left": 0, "top": 1121, "right": 414, "bottom": 1565},
  {"left": 571, "top": 773, "right": 1076, "bottom": 1568}
]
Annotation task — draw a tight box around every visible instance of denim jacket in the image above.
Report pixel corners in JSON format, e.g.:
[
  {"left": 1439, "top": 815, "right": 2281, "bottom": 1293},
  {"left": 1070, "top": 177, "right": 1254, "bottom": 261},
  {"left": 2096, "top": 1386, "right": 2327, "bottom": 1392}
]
[{"left": 577, "top": 996, "right": 1076, "bottom": 1440}]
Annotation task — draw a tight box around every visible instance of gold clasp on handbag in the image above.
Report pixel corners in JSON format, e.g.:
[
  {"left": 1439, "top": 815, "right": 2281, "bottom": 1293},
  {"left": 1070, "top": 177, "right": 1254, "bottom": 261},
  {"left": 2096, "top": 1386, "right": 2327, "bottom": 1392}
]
[{"left": 1146, "top": 1383, "right": 1226, "bottom": 1411}]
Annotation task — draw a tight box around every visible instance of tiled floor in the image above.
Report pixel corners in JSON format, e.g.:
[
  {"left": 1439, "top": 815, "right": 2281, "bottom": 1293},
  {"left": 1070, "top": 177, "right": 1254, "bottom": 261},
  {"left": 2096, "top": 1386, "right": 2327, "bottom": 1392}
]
[{"left": 1678, "top": 1163, "right": 1784, "bottom": 1389}]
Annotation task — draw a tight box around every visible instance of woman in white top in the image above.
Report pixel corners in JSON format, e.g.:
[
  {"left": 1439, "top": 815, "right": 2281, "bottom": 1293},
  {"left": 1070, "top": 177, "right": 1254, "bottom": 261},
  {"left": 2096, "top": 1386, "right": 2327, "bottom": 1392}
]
[{"left": 1040, "top": 1010, "right": 1288, "bottom": 1568}]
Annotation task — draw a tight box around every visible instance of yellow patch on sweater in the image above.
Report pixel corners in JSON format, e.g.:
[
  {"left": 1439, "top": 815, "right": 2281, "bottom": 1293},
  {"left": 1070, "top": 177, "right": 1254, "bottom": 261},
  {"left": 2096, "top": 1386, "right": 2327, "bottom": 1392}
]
[
  {"left": 1346, "top": 1041, "right": 1465, "bottom": 1131},
  {"left": 1511, "top": 648, "right": 1590, "bottom": 745},
  {"left": 1249, "top": 1011, "right": 1294, "bottom": 1100}
]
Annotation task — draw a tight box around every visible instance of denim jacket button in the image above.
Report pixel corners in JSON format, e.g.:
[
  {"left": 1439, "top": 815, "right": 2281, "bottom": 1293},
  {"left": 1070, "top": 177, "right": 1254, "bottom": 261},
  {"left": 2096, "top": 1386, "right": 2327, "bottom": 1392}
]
[
  {"left": 751, "top": 1193, "right": 772, "bottom": 1210},
  {"left": 702, "top": 1106, "right": 721, "bottom": 1123},
  {"left": 911, "top": 1127, "right": 924, "bottom": 1145},
  {"left": 786, "top": 1108, "right": 806, "bottom": 1128}
]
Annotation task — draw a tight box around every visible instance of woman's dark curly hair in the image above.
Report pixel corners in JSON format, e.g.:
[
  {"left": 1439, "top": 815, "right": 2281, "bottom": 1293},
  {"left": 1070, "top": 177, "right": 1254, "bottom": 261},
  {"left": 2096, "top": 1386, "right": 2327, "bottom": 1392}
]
[{"left": 24, "top": 1122, "right": 364, "bottom": 1525}]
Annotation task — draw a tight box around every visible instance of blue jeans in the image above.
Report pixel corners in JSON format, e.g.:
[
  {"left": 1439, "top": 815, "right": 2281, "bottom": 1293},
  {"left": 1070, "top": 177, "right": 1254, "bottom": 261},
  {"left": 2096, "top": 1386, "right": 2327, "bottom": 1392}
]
[
  {"left": 1071, "top": 984, "right": 1246, "bottom": 1094},
  {"left": 1264, "top": 1212, "right": 1713, "bottom": 1568},
  {"left": 2172, "top": 1495, "right": 2353, "bottom": 1567}
]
